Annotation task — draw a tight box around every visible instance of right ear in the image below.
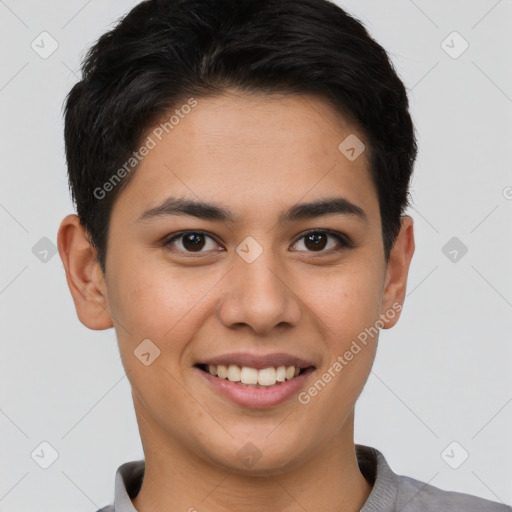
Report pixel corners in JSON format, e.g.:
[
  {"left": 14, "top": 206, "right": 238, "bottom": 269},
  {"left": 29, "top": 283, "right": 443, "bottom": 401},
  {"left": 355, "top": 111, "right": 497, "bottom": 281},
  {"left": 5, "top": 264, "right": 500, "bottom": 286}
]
[{"left": 57, "top": 214, "right": 113, "bottom": 330}]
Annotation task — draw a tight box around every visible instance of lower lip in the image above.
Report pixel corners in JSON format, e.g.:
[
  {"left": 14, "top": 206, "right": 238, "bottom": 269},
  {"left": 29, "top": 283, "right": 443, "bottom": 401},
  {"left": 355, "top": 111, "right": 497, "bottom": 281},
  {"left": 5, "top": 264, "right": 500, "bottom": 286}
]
[{"left": 195, "top": 367, "right": 315, "bottom": 409}]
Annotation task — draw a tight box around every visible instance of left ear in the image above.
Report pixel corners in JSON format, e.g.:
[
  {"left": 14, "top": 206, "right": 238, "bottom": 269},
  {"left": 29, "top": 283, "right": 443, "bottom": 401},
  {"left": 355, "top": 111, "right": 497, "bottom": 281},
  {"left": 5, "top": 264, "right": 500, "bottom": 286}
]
[{"left": 379, "top": 215, "right": 415, "bottom": 329}]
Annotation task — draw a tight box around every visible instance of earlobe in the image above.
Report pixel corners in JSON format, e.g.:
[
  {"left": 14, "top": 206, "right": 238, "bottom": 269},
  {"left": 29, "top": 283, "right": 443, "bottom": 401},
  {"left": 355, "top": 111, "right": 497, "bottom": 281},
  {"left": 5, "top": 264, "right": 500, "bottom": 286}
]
[
  {"left": 57, "top": 214, "right": 114, "bottom": 330},
  {"left": 380, "top": 215, "right": 415, "bottom": 329}
]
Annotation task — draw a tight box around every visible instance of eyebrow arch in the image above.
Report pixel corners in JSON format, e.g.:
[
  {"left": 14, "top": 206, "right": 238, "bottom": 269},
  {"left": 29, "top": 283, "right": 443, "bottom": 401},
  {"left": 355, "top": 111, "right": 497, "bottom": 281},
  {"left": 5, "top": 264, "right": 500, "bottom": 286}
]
[{"left": 135, "top": 196, "right": 368, "bottom": 224}]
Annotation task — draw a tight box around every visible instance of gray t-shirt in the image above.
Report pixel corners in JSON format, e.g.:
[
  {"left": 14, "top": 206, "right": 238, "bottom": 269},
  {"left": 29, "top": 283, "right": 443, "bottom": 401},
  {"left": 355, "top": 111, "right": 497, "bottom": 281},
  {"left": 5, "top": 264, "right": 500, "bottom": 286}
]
[{"left": 96, "top": 444, "right": 511, "bottom": 511}]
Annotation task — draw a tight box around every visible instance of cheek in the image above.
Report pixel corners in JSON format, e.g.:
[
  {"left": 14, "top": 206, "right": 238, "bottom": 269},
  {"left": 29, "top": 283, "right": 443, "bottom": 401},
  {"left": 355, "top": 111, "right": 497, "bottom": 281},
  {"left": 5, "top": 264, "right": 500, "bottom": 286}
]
[
  {"left": 106, "top": 258, "right": 224, "bottom": 374},
  {"left": 296, "top": 275, "right": 380, "bottom": 437},
  {"left": 300, "top": 260, "right": 384, "bottom": 340},
  {"left": 108, "top": 257, "right": 204, "bottom": 334},
  {"left": 295, "top": 259, "right": 382, "bottom": 403}
]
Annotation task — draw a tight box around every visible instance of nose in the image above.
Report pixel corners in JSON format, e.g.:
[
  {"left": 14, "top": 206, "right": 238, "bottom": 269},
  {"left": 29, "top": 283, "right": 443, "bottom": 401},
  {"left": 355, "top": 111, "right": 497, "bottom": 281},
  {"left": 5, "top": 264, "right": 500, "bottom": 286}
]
[{"left": 216, "top": 249, "right": 302, "bottom": 335}]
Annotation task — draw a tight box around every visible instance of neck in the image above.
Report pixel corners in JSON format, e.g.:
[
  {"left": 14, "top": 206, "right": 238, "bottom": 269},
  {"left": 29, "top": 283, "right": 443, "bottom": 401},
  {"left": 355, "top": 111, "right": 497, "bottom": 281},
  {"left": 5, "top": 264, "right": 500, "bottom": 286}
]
[{"left": 131, "top": 407, "right": 372, "bottom": 512}]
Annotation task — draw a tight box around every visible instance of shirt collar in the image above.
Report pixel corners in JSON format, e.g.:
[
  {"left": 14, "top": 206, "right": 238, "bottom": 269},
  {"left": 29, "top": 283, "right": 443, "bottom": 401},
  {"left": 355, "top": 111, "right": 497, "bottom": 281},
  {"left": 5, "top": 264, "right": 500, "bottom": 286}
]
[
  {"left": 111, "top": 444, "right": 398, "bottom": 511},
  {"left": 358, "top": 444, "right": 398, "bottom": 511}
]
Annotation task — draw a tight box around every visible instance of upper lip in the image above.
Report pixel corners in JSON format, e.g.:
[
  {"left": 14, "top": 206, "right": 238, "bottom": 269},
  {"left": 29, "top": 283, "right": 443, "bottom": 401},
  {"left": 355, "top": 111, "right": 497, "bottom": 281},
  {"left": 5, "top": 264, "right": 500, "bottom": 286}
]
[{"left": 196, "top": 352, "right": 316, "bottom": 370}]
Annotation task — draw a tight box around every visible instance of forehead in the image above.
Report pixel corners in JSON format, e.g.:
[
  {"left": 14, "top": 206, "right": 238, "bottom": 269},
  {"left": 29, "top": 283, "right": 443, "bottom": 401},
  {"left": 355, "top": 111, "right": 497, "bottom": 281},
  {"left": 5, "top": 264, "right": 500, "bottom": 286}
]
[{"left": 112, "top": 91, "right": 379, "bottom": 224}]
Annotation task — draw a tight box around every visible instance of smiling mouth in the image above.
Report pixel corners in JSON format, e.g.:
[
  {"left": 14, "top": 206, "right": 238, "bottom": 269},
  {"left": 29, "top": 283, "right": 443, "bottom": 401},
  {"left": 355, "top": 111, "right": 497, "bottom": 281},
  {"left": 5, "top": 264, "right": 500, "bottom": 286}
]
[{"left": 195, "top": 363, "right": 314, "bottom": 388}]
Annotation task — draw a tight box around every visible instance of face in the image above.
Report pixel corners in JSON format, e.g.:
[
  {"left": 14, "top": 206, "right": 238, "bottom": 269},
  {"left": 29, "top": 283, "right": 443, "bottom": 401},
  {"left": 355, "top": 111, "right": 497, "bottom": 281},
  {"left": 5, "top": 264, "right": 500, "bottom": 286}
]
[{"left": 58, "top": 90, "right": 414, "bottom": 475}]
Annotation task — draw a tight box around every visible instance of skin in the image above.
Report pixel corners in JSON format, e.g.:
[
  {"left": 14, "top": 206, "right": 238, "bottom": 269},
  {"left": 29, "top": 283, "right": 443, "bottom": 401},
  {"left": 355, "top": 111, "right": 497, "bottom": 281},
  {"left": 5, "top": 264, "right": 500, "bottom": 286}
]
[{"left": 57, "top": 89, "right": 414, "bottom": 512}]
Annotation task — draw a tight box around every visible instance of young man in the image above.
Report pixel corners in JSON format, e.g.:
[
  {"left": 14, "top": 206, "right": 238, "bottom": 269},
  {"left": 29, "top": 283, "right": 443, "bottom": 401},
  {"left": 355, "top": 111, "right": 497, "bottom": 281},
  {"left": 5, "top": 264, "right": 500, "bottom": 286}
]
[{"left": 57, "top": 0, "right": 510, "bottom": 510}]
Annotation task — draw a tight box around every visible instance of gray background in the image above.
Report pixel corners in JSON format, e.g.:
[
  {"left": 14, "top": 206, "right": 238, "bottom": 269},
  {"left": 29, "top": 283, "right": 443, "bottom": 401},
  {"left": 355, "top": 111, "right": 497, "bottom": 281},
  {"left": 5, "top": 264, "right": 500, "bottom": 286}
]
[{"left": 0, "top": 0, "right": 511, "bottom": 510}]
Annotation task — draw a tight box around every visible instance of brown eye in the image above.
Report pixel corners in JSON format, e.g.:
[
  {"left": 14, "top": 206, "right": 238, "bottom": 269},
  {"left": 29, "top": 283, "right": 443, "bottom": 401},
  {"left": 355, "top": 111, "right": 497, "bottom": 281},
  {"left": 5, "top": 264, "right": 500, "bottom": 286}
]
[
  {"left": 291, "top": 230, "right": 350, "bottom": 253},
  {"left": 182, "top": 232, "right": 206, "bottom": 251},
  {"left": 304, "top": 232, "right": 328, "bottom": 251},
  {"left": 164, "top": 231, "right": 220, "bottom": 254}
]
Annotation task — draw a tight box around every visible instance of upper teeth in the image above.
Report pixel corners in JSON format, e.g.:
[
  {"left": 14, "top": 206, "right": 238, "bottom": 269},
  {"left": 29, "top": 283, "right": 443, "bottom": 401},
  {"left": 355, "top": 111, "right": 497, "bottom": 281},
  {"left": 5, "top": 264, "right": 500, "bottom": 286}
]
[{"left": 207, "top": 364, "right": 300, "bottom": 386}]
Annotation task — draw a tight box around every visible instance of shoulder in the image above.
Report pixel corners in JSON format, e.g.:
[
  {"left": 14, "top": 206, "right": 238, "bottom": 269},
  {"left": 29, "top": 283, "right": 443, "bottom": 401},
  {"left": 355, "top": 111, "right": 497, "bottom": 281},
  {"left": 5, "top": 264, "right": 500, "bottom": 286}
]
[
  {"left": 356, "top": 444, "right": 510, "bottom": 512},
  {"left": 396, "top": 474, "right": 511, "bottom": 511},
  {"left": 94, "top": 506, "right": 114, "bottom": 512}
]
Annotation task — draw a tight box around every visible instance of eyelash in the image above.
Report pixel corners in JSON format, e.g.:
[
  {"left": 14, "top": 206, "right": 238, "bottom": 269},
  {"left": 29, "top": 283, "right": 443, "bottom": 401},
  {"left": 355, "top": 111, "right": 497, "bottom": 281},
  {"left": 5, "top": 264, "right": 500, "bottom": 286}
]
[{"left": 162, "top": 229, "right": 353, "bottom": 256}]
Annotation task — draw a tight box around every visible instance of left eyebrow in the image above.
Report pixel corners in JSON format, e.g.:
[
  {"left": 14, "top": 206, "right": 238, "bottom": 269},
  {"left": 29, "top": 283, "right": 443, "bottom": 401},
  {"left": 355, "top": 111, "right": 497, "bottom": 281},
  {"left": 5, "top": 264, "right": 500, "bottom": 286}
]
[
  {"left": 280, "top": 197, "right": 368, "bottom": 224},
  {"left": 135, "top": 196, "right": 368, "bottom": 224}
]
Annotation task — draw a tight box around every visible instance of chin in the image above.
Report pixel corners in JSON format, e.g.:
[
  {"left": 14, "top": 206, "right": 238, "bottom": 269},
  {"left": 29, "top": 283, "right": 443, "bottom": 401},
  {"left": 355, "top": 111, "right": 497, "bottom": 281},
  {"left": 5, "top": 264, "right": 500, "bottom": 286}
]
[{"left": 201, "top": 430, "right": 311, "bottom": 476}]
